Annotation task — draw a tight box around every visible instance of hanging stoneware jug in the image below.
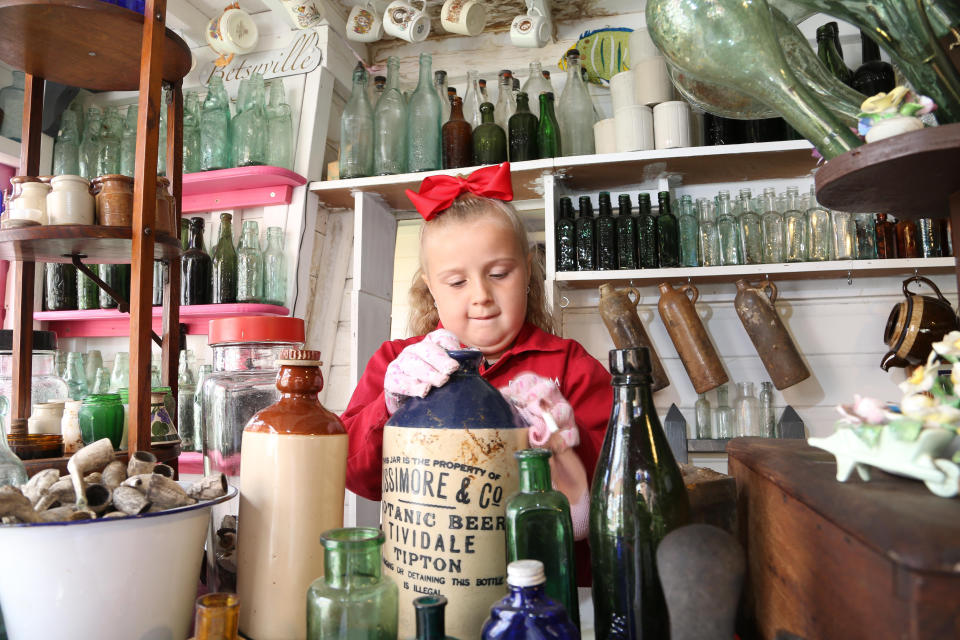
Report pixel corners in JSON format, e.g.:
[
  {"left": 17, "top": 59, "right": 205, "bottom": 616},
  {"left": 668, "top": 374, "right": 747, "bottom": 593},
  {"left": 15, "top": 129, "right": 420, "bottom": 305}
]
[
  {"left": 733, "top": 279, "right": 810, "bottom": 390},
  {"left": 382, "top": 349, "right": 527, "bottom": 640},
  {"left": 657, "top": 282, "right": 728, "bottom": 393},
  {"left": 598, "top": 283, "right": 670, "bottom": 391},
  {"left": 881, "top": 276, "right": 960, "bottom": 371}
]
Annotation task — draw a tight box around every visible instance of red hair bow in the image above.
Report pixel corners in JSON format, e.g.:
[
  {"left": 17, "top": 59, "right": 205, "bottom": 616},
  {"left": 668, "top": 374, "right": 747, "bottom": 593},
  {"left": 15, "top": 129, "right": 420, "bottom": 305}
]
[{"left": 406, "top": 162, "right": 514, "bottom": 221}]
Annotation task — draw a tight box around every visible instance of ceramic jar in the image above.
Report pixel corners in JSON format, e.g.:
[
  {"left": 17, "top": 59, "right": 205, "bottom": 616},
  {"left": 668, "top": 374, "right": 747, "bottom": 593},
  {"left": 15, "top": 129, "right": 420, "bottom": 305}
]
[
  {"left": 881, "top": 276, "right": 960, "bottom": 370},
  {"left": 657, "top": 282, "right": 728, "bottom": 393},
  {"left": 8, "top": 179, "right": 50, "bottom": 226},
  {"left": 155, "top": 177, "right": 173, "bottom": 236},
  {"left": 60, "top": 400, "right": 84, "bottom": 454},
  {"left": 27, "top": 401, "right": 65, "bottom": 435},
  {"left": 92, "top": 174, "right": 134, "bottom": 226},
  {"left": 598, "top": 283, "right": 670, "bottom": 391},
  {"left": 78, "top": 393, "right": 124, "bottom": 450},
  {"left": 47, "top": 175, "right": 94, "bottom": 225}
]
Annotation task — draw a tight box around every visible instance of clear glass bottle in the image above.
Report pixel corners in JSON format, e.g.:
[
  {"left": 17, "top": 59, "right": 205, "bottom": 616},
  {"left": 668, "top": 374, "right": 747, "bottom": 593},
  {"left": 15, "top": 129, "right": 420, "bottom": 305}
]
[
  {"left": 201, "top": 75, "right": 232, "bottom": 171},
  {"left": 759, "top": 381, "right": 777, "bottom": 438},
  {"left": 616, "top": 194, "right": 637, "bottom": 270},
  {"left": 53, "top": 110, "right": 81, "bottom": 176},
  {"left": 211, "top": 213, "right": 237, "bottom": 304},
  {"left": 407, "top": 53, "right": 442, "bottom": 173},
  {"left": 678, "top": 195, "right": 700, "bottom": 267},
  {"left": 306, "top": 528, "right": 399, "bottom": 640},
  {"left": 482, "top": 561, "right": 579, "bottom": 640},
  {"left": 521, "top": 62, "right": 551, "bottom": 119},
  {"left": 637, "top": 193, "right": 659, "bottom": 269},
  {"left": 0, "top": 71, "right": 25, "bottom": 141},
  {"left": 855, "top": 212, "right": 879, "bottom": 259},
  {"left": 698, "top": 197, "right": 721, "bottom": 266},
  {"left": 262, "top": 227, "right": 287, "bottom": 306},
  {"left": 0, "top": 411, "right": 27, "bottom": 487},
  {"left": 657, "top": 191, "right": 680, "bottom": 268},
  {"left": 79, "top": 107, "right": 102, "bottom": 181},
  {"left": 191, "top": 364, "right": 211, "bottom": 454},
  {"left": 64, "top": 352, "right": 89, "bottom": 401},
  {"left": 558, "top": 49, "right": 596, "bottom": 156},
  {"left": 596, "top": 192, "right": 617, "bottom": 271},
  {"left": 917, "top": 218, "right": 940, "bottom": 258},
  {"left": 97, "top": 106, "right": 123, "bottom": 179},
  {"left": 714, "top": 383, "right": 735, "bottom": 438},
  {"left": 738, "top": 189, "right": 763, "bottom": 264},
  {"left": 109, "top": 352, "right": 130, "bottom": 393},
  {"left": 805, "top": 186, "right": 832, "bottom": 261},
  {"left": 495, "top": 70, "right": 516, "bottom": 133},
  {"left": 716, "top": 191, "right": 742, "bottom": 266},
  {"left": 760, "top": 187, "right": 785, "bottom": 264},
  {"left": 374, "top": 56, "right": 407, "bottom": 176},
  {"left": 178, "top": 353, "right": 197, "bottom": 453},
  {"left": 734, "top": 381, "right": 762, "bottom": 437},
  {"left": 435, "top": 69, "right": 451, "bottom": 125},
  {"left": 695, "top": 392, "right": 712, "bottom": 439},
  {"left": 266, "top": 80, "right": 294, "bottom": 170},
  {"left": 237, "top": 220, "right": 263, "bottom": 303},
  {"left": 555, "top": 197, "right": 577, "bottom": 272},
  {"left": 120, "top": 105, "right": 138, "bottom": 177},
  {"left": 575, "top": 195, "right": 596, "bottom": 271},
  {"left": 192, "top": 592, "right": 240, "bottom": 640},
  {"left": 832, "top": 209, "right": 858, "bottom": 260},
  {"left": 182, "top": 92, "right": 202, "bottom": 173},
  {"left": 463, "top": 70, "right": 483, "bottom": 129},
  {"left": 232, "top": 73, "right": 267, "bottom": 167}
]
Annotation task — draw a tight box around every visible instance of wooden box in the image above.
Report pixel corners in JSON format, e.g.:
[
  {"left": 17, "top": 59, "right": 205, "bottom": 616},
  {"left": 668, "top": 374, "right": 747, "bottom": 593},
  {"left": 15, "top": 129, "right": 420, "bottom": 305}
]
[{"left": 728, "top": 438, "right": 960, "bottom": 640}]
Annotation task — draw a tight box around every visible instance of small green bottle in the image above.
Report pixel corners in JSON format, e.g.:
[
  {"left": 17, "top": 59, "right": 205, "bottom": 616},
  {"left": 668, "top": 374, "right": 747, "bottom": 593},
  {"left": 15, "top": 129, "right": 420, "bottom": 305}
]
[
  {"left": 596, "top": 192, "right": 617, "bottom": 271},
  {"left": 616, "top": 194, "right": 637, "bottom": 270},
  {"left": 508, "top": 92, "right": 539, "bottom": 162},
  {"left": 537, "top": 92, "right": 561, "bottom": 158},
  {"left": 472, "top": 102, "right": 507, "bottom": 166},
  {"left": 637, "top": 194, "right": 659, "bottom": 269},
  {"left": 211, "top": 212, "right": 238, "bottom": 304},
  {"left": 678, "top": 195, "right": 700, "bottom": 267},
  {"left": 413, "top": 595, "right": 460, "bottom": 640},
  {"left": 657, "top": 191, "right": 680, "bottom": 268},
  {"left": 237, "top": 220, "right": 263, "bottom": 303},
  {"left": 575, "top": 195, "right": 596, "bottom": 271},
  {"left": 555, "top": 197, "right": 577, "bottom": 272}
]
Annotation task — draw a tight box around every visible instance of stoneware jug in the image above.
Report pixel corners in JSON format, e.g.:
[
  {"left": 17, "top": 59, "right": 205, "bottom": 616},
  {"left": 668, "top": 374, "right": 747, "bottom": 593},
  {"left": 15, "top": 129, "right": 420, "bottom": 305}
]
[
  {"left": 598, "top": 283, "right": 670, "bottom": 391},
  {"left": 881, "top": 276, "right": 960, "bottom": 371},
  {"left": 733, "top": 279, "right": 810, "bottom": 390},
  {"left": 657, "top": 282, "right": 728, "bottom": 393}
]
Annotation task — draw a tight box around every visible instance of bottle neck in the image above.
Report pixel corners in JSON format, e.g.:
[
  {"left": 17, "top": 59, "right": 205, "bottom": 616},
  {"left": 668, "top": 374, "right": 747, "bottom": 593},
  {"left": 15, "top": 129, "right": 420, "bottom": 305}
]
[
  {"left": 613, "top": 377, "right": 655, "bottom": 412},
  {"left": 516, "top": 94, "right": 530, "bottom": 113},
  {"left": 387, "top": 62, "right": 401, "bottom": 91},
  {"left": 507, "top": 582, "right": 547, "bottom": 602},
  {"left": 480, "top": 105, "right": 495, "bottom": 124},
  {"left": 324, "top": 544, "right": 382, "bottom": 589},
  {"left": 415, "top": 600, "right": 447, "bottom": 640},
  {"left": 539, "top": 94, "right": 555, "bottom": 118},
  {"left": 860, "top": 30, "right": 881, "bottom": 63},
  {"left": 189, "top": 225, "right": 204, "bottom": 249},
  {"left": 418, "top": 56, "right": 433, "bottom": 89},
  {"left": 565, "top": 57, "right": 583, "bottom": 85},
  {"left": 194, "top": 593, "right": 240, "bottom": 640},
  {"left": 518, "top": 456, "right": 552, "bottom": 492},
  {"left": 450, "top": 98, "right": 465, "bottom": 121},
  {"left": 218, "top": 218, "right": 233, "bottom": 239}
]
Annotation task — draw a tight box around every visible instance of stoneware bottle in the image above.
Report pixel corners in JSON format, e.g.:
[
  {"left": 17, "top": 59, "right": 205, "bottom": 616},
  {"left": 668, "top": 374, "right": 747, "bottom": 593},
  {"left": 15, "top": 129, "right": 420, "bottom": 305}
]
[
  {"left": 733, "top": 279, "right": 810, "bottom": 390},
  {"left": 597, "top": 284, "right": 669, "bottom": 391},
  {"left": 656, "top": 282, "right": 728, "bottom": 394}
]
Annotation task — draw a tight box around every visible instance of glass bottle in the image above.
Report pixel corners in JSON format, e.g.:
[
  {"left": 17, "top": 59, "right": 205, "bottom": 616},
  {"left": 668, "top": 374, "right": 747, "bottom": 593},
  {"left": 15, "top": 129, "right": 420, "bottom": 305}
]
[
  {"left": 852, "top": 30, "right": 895, "bottom": 97},
  {"left": 832, "top": 210, "right": 858, "bottom": 260},
  {"left": 472, "top": 103, "right": 507, "bottom": 166},
  {"left": 697, "top": 198, "right": 721, "bottom": 267},
  {"left": 657, "top": 191, "right": 680, "bottom": 268},
  {"left": 575, "top": 195, "right": 596, "bottom": 271},
  {"left": 590, "top": 348, "right": 690, "bottom": 640},
  {"left": 201, "top": 75, "right": 232, "bottom": 171},
  {"left": 338, "top": 69, "right": 377, "bottom": 178},
  {"left": 596, "top": 192, "right": 617, "bottom": 271},
  {"left": 262, "top": 227, "right": 287, "bottom": 306},
  {"left": 109, "top": 352, "right": 130, "bottom": 393},
  {"left": 508, "top": 92, "right": 538, "bottom": 162},
  {"left": 463, "top": 70, "right": 483, "bottom": 129},
  {"left": 482, "top": 561, "right": 579, "bottom": 640},
  {"left": 738, "top": 189, "right": 763, "bottom": 264},
  {"left": 79, "top": 107, "right": 102, "bottom": 181},
  {"left": 182, "top": 91, "right": 202, "bottom": 173},
  {"left": 442, "top": 96, "right": 473, "bottom": 169},
  {"left": 760, "top": 187, "right": 785, "bottom": 264},
  {"left": 191, "top": 364, "right": 211, "bottom": 454},
  {"left": 306, "top": 528, "right": 398, "bottom": 640},
  {"left": 521, "top": 62, "right": 551, "bottom": 119},
  {"left": 734, "top": 381, "right": 762, "bottom": 437},
  {"left": 211, "top": 212, "right": 237, "bottom": 304},
  {"left": 895, "top": 218, "right": 921, "bottom": 258},
  {"left": 77, "top": 267, "right": 99, "bottom": 310},
  {"left": 759, "top": 381, "right": 777, "bottom": 438},
  {"left": 407, "top": 53, "right": 442, "bottom": 173},
  {"left": 537, "top": 92, "right": 561, "bottom": 158},
  {"left": 806, "top": 186, "right": 832, "bottom": 262},
  {"left": 53, "top": 110, "right": 81, "bottom": 176},
  {"left": 555, "top": 197, "right": 577, "bottom": 272},
  {"left": 64, "top": 352, "right": 89, "bottom": 401},
  {"left": 695, "top": 392, "right": 712, "bottom": 439},
  {"left": 505, "top": 449, "right": 579, "bottom": 629},
  {"left": 637, "top": 193, "right": 659, "bottom": 269},
  {"left": 0, "top": 71, "right": 25, "bottom": 141},
  {"left": 413, "top": 596, "right": 457, "bottom": 640},
  {"left": 678, "top": 195, "right": 700, "bottom": 267},
  {"left": 157, "top": 87, "right": 167, "bottom": 174},
  {"left": 0, "top": 411, "right": 27, "bottom": 487},
  {"left": 616, "top": 194, "right": 637, "bottom": 270},
  {"left": 232, "top": 74, "right": 267, "bottom": 167},
  {"left": 478, "top": 78, "right": 489, "bottom": 102},
  {"left": 495, "top": 70, "right": 516, "bottom": 132},
  {"left": 97, "top": 263, "right": 128, "bottom": 310},
  {"left": 237, "top": 220, "right": 263, "bottom": 303},
  {"left": 374, "top": 56, "right": 407, "bottom": 176},
  {"left": 120, "top": 104, "right": 138, "bottom": 177},
  {"left": 192, "top": 592, "right": 240, "bottom": 640},
  {"left": 875, "top": 213, "right": 898, "bottom": 259},
  {"left": 44, "top": 263, "right": 77, "bottom": 311},
  {"left": 716, "top": 191, "right": 742, "bottom": 266},
  {"left": 816, "top": 22, "right": 853, "bottom": 87},
  {"left": 372, "top": 75, "right": 386, "bottom": 107},
  {"left": 714, "top": 384, "right": 735, "bottom": 438},
  {"left": 558, "top": 49, "right": 595, "bottom": 156},
  {"left": 178, "top": 354, "right": 197, "bottom": 453},
  {"left": 782, "top": 187, "right": 807, "bottom": 262},
  {"left": 182, "top": 217, "right": 212, "bottom": 305},
  {"left": 854, "top": 213, "right": 879, "bottom": 259},
  {"left": 435, "top": 70, "right": 451, "bottom": 125},
  {"left": 917, "top": 218, "right": 940, "bottom": 258},
  {"left": 153, "top": 260, "right": 166, "bottom": 306},
  {"left": 91, "top": 367, "right": 110, "bottom": 394}
]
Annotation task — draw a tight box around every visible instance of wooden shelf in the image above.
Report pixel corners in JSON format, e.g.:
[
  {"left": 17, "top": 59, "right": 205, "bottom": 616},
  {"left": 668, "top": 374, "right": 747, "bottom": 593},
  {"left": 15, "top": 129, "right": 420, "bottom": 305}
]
[
  {"left": 182, "top": 166, "right": 307, "bottom": 214},
  {"left": 554, "top": 258, "right": 955, "bottom": 288},
  {"left": 0, "top": 0, "right": 191, "bottom": 91},
  {"left": 21, "top": 444, "right": 181, "bottom": 476},
  {"left": 687, "top": 438, "right": 732, "bottom": 453},
  {"left": 0, "top": 225, "right": 180, "bottom": 264}
]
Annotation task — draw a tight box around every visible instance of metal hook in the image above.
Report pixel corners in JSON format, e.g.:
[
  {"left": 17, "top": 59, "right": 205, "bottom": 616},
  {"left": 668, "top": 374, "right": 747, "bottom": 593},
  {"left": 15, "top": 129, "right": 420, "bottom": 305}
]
[
  {"left": 559, "top": 296, "right": 570, "bottom": 309},
  {"left": 847, "top": 271, "right": 853, "bottom": 286}
]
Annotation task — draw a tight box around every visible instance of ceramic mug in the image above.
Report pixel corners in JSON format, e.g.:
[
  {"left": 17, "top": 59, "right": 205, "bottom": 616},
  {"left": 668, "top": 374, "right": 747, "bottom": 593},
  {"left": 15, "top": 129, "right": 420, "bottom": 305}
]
[
  {"left": 510, "top": 7, "right": 550, "bottom": 48},
  {"left": 654, "top": 100, "right": 693, "bottom": 149},
  {"left": 440, "top": 0, "right": 487, "bottom": 36},
  {"left": 881, "top": 275, "right": 960, "bottom": 370},
  {"left": 347, "top": 1, "right": 384, "bottom": 42},
  {"left": 281, "top": 0, "right": 325, "bottom": 29},
  {"left": 384, "top": 0, "right": 430, "bottom": 43},
  {"left": 206, "top": 3, "right": 259, "bottom": 65}
]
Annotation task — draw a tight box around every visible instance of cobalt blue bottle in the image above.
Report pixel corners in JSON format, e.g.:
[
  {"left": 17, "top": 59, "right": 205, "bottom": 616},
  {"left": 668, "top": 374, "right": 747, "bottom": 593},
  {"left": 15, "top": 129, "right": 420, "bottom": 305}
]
[{"left": 481, "top": 560, "right": 580, "bottom": 640}]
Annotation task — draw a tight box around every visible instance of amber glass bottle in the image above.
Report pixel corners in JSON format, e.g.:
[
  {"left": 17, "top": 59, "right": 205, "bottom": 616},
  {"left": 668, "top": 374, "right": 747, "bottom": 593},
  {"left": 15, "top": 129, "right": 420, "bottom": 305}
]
[{"left": 442, "top": 96, "right": 473, "bottom": 169}]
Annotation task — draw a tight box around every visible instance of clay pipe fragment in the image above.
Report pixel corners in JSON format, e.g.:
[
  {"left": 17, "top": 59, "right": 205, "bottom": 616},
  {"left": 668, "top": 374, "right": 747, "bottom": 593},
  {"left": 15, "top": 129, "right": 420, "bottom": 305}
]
[
  {"left": 113, "top": 486, "right": 152, "bottom": 515},
  {"left": 188, "top": 473, "right": 229, "bottom": 501},
  {"left": 0, "top": 487, "right": 40, "bottom": 523},
  {"left": 101, "top": 461, "right": 127, "bottom": 490},
  {"left": 152, "top": 463, "right": 175, "bottom": 478},
  {"left": 21, "top": 468, "right": 59, "bottom": 506},
  {"left": 84, "top": 484, "right": 113, "bottom": 515},
  {"left": 127, "top": 451, "right": 157, "bottom": 477},
  {"left": 67, "top": 438, "right": 115, "bottom": 510}
]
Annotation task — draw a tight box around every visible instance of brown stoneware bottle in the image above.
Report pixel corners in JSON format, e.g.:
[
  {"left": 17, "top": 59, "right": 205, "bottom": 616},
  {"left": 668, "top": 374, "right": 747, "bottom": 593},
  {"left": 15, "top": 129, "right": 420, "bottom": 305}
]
[
  {"left": 598, "top": 283, "right": 670, "bottom": 391},
  {"left": 657, "top": 282, "right": 728, "bottom": 393},
  {"left": 442, "top": 96, "right": 473, "bottom": 169}
]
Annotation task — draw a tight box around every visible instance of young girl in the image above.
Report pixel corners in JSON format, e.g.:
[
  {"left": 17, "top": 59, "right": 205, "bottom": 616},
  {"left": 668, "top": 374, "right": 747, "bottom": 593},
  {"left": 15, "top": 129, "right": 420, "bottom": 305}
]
[{"left": 340, "top": 162, "right": 612, "bottom": 582}]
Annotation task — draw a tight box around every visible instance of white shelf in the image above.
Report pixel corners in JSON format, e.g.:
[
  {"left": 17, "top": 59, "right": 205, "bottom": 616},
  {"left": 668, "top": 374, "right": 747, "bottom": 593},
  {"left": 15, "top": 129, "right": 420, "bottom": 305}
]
[
  {"left": 0, "top": 133, "right": 55, "bottom": 173},
  {"left": 554, "top": 258, "right": 956, "bottom": 289}
]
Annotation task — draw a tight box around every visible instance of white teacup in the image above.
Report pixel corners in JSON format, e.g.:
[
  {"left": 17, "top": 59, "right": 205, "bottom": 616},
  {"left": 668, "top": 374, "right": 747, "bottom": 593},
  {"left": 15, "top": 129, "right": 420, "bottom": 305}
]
[
  {"left": 440, "top": 0, "right": 487, "bottom": 36},
  {"left": 384, "top": 0, "right": 430, "bottom": 43},
  {"left": 205, "top": 5, "right": 258, "bottom": 65},
  {"left": 510, "top": 8, "right": 550, "bottom": 48},
  {"left": 347, "top": 2, "right": 384, "bottom": 42},
  {"left": 280, "top": 0, "right": 325, "bottom": 29}
]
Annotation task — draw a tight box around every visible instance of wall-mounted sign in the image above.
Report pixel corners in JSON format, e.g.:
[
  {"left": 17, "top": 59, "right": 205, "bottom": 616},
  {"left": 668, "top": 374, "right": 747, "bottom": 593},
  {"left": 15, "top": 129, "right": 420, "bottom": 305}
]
[{"left": 202, "top": 30, "right": 324, "bottom": 85}]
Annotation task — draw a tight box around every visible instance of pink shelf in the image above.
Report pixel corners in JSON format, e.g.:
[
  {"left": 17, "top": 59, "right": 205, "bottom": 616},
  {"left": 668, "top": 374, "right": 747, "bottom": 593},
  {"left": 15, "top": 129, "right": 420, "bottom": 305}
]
[
  {"left": 181, "top": 166, "right": 307, "bottom": 213},
  {"left": 35, "top": 303, "right": 290, "bottom": 337}
]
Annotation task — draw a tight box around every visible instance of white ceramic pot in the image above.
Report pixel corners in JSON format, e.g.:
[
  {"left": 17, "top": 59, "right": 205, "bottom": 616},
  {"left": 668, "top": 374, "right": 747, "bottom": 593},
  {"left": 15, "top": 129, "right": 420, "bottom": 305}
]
[
  {"left": 27, "top": 401, "right": 64, "bottom": 435},
  {"left": 593, "top": 118, "right": 618, "bottom": 154},
  {"left": 632, "top": 56, "right": 674, "bottom": 107},
  {"left": 60, "top": 399, "right": 84, "bottom": 455},
  {"left": 47, "top": 175, "right": 94, "bottom": 225},
  {"left": 0, "top": 485, "right": 236, "bottom": 640},
  {"left": 10, "top": 181, "right": 51, "bottom": 225},
  {"left": 610, "top": 69, "right": 637, "bottom": 113},
  {"left": 614, "top": 104, "right": 654, "bottom": 152},
  {"left": 654, "top": 100, "right": 693, "bottom": 149}
]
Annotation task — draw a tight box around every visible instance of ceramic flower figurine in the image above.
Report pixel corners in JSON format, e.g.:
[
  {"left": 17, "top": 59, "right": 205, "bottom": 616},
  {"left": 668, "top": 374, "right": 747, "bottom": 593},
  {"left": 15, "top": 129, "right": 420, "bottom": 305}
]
[{"left": 857, "top": 86, "right": 937, "bottom": 143}]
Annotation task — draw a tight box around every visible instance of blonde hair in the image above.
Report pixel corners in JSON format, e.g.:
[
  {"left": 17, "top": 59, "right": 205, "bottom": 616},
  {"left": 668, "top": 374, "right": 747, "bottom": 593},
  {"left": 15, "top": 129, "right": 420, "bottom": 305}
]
[{"left": 408, "top": 194, "right": 554, "bottom": 337}]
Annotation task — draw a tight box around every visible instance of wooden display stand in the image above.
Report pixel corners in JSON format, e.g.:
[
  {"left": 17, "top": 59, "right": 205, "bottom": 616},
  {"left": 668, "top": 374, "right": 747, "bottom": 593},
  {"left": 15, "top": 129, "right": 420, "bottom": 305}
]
[{"left": 0, "top": 0, "right": 191, "bottom": 468}]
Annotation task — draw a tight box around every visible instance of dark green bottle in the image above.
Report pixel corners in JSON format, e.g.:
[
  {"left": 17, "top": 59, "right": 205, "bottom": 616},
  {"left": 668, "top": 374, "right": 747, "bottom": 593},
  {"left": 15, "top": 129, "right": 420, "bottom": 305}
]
[
  {"left": 556, "top": 197, "right": 577, "bottom": 272},
  {"left": 590, "top": 347, "right": 690, "bottom": 640},
  {"left": 575, "top": 195, "right": 596, "bottom": 271},
  {"left": 508, "top": 92, "right": 539, "bottom": 162},
  {"left": 505, "top": 449, "right": 579, "bottom": 630},
  {"left": 211, "top": 212, "right": 238, "bottom": 304},
  {"left": 816, "top": 22, "right": 853, "bottom": 87},
  {"left": 181, "top": 216, "right": 212, "bottom": 305},
  {"left": 413, "top": 595, "right": 459, "bottom": 640},
  {"left": 97, "top": 264, "right": 129, "bottom": 309},
  {"left": 596, "top": 192, "right": 617, "bottom": 271},
  {"left": 77, "top": 267, "right": 99, "bottom": 310},
  {"left": 616, "top": 194, "right": 637, "bottom": 270},
  {"left": 637, "top": 194, "right": 659, "bottom": 269},
  {"left": 44, "top": 263, "right": 77, "bottom": 311},
  {"left": 472, "top": 102, "right": 507, "bottom": 166},
  {"left": 537, "top": 92, "right": 561, "bottom": 158},
  {"left": 657, "top": 191, "right": 680, "bottom": 268}
]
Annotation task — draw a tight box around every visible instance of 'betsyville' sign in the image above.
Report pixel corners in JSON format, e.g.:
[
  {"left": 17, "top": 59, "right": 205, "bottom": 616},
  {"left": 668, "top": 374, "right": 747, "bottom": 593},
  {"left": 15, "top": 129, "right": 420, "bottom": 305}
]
[{"left": 202, "top": 30, "right": 324, "bottom": 85}]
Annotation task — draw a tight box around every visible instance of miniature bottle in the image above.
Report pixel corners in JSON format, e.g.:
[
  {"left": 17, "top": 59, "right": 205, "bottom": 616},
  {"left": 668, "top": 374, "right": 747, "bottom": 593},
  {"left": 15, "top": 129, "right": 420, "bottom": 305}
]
[
  {"left": 738, "top": 189, "right": 763, "bottom": 265},
  {"left": 759, "top": 381, "right": 777, "bottom": 438},
  {"left": 697, "top": 198, "right": 721, "bottom": 267},
  {"left": 596, "top": 192, "right": 617, "bottom": 271},
  {"left": 657, "top": 191, "right": 680, "bottom": 268},
  {"left": 262, "top": 227, "right": 287, "bottom": 306},
  {"left": 481, "top": 561, "right": 579, "bottom": 640},
  {"left": 555, "top": 197, "right": 577, "bottom": 272},
  {"left": 678, "top": 195, "right": 700, "bottom": 267},
  {"left": 616, "top": 194, "right": 637, "bottom": 270},
  {"left": 412, "top": 596, "right": 458, "bottom": 640},
  {"left": 695, "top": 392, "right": 712, "bottom": 439},
  {"left": 734, "top": 382, "right": 762, "bottom": 437},
  {"left": 190, "top": 593, "right": 240, "bottom": 640},
  {"left": 714, "top": 384, "right": 735, "bottom": 438},
  {"left": 575, "top": 195, "right": 596, "bottom": 271},
  {"left": 637, "top": 193, "right": 659, "bottom": 269},
  {"left": 805, "top": 186, "right": 832, "bottom": 262},
  {"left": 716, "top": 191, "right": 742, "bottom": 265},
  {"left": 760, "top": 187, "right": 785, "bottom": 264}
]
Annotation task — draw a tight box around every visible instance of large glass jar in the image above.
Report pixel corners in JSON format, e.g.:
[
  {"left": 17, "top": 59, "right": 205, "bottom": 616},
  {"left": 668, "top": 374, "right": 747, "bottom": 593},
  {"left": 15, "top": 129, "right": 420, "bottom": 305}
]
[
  {"left": 202, "top": 316, "right": 305, "bottom": 592},
  {"left": 0, "top": 330, "right": 68, "bottom": 419}
]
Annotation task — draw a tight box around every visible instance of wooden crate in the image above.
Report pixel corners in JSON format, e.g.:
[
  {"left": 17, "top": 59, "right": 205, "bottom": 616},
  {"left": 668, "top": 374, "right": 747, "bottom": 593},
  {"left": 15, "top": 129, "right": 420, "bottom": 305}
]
[{"left": 728, "top": 438, "right": 960, "bottom": 640}]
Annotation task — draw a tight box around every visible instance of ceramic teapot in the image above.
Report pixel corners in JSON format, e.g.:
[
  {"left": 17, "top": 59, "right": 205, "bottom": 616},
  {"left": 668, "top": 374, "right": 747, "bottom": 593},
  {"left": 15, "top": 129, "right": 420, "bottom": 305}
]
[{"left": 881, "top": 276, "right": 960, "bottom": 371}]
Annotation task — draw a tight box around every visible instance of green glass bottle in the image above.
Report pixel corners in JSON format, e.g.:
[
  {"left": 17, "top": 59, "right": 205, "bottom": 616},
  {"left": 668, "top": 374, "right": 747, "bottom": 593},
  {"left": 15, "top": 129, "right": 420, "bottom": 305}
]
[
  {"left": 407, "top": 53, "right": 442, "bottom": 173},
  {"left": 596, "top": 192, "right": 617, "bottom": 271},
  {"left": 472, "top": 103, "right": 507, "bottom": 166},
  {"left": 816, "top": 22, "right": 854, "bottom": 88},
  {"left": 77, "top": 267, "right": 99, "bottom": 310},
  {"left": 616, "top": 194, "right": 637, "bottom": 270},
  {"left": 537, "top": 92, "right": 561, "bottom": 158},
  {"left": 505, "top": 449, "right": 579, "bottom": 630},
  {"left": 590, "top": 347, "right": 690, "bottom": 640},
  {"left": 237, "top": 220, "right": 263, "bottom": 303},
  {"left": 575, "top": 195, "right": 596, "bottom": 271},
  {"left": 413, "top": 596, "right": 459, "bottom": 640},
  {"left": 212, "top": 212, "right": 237, "bottom": 304},
  {"left": 340, "top": 62, "right": 375, "bottom": 179},
  {"left": 678, "top": 195, "right": 700, "bottom": 267},
  {"left": 182, "top": 91, "right": 202, "bottom": 174},
  {"left": 556, "top": 197, "right": 577, "bottom": 272},
  {"left": 262, "top": 226, "right": 287, "bottom": 306},
  {"left": 508, "top": 92, "right": 539, "bottom": 162},
  {"left": 657, "top": 192, "right": 680, "bottom": 268},
  {"left": 637, "top": 194, "right": 659, "bottom": 269},
  {"left": 97, "top": 264, "right": 129, "bottom": 310}
]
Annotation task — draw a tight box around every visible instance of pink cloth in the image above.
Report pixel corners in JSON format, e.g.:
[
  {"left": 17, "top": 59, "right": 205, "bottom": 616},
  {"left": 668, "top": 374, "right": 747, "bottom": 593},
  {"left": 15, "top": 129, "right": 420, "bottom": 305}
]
[{"left": 383, "top": 329, "right": 461, "bottom": 414}]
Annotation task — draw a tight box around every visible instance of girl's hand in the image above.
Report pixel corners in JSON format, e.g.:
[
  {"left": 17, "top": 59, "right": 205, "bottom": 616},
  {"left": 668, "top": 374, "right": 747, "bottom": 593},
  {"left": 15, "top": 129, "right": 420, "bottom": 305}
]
[
  {"left": 501, "top": 373, "right": 579, "bottom": 451},
  {"left": 384, "top": 329, "right": 462, "bottom": 414}
]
